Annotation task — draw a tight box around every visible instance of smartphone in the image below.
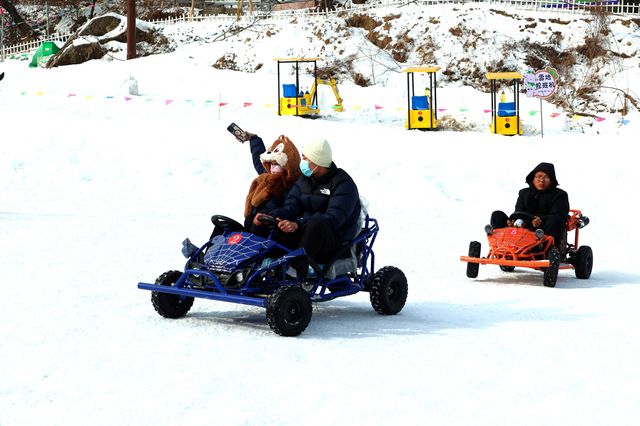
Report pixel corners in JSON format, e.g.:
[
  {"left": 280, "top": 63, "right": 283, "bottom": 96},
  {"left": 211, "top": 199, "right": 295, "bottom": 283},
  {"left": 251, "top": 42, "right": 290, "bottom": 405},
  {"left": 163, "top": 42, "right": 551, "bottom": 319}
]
[{"left": 227, "top": 122, "right": 248, "bottom": 142}]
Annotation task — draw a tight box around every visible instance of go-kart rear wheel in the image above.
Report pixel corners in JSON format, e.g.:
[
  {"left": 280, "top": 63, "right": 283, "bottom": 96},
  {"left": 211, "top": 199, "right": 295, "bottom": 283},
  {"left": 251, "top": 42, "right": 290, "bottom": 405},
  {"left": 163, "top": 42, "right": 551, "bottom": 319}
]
[
  {"left": 266, "top": 285, "right": 312, "bottom": 337},
  {"left": 500, "top": 265, "right": 515, "bottom": 272},
  {"left": 543, "top": 248, "right": 561, "bottom": 288},
  {"left": 575, "top": 246, "right": 593, "bottom": 279},
  {"left": 151, "top": 270, "right": 194, "bottom": 318},
  {"left": 466, "top": 241, "right": 481, "bottom": 278},
  {"left": 370, "top": 266, "right": 408, "bottom": 315}
]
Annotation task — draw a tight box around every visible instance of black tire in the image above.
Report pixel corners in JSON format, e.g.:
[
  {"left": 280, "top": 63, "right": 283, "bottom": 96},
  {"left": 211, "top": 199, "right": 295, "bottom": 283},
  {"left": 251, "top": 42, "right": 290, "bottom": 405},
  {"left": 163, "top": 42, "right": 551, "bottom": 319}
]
[
  {"left": 266, "top": 285, "right": 312, "bottom": 336},
  {"left": 151, "top": 270, "right": 194, "bottom": 318},
  {"left": 575, "top": 246, "right": 593, "bottom": 279},
  {"left": 466, "top": 241, "right": 481, "bottom": 278},
  {"left": 543, "top": 247, "right": 561, "bottom": 287},
  {"left": 370, "top": 266, "right": 408, "bottom": 315},
  {"left": 500, "top": 265, "right": 515, "bottom": 272}
]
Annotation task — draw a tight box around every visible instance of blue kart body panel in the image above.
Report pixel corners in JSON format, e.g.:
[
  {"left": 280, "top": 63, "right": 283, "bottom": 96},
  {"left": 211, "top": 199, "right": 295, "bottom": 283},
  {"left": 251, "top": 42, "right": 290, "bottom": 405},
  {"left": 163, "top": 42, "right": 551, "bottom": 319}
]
[{"left": 137, "top": 216, "right": 380, "bottom": 306}]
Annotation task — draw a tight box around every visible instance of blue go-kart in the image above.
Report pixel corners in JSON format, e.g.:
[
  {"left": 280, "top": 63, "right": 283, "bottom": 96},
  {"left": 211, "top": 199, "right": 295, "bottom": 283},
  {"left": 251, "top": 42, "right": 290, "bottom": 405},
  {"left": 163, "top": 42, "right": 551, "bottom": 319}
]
[{"left": 137, "top": 214, "right": 408, "bottom": 336}]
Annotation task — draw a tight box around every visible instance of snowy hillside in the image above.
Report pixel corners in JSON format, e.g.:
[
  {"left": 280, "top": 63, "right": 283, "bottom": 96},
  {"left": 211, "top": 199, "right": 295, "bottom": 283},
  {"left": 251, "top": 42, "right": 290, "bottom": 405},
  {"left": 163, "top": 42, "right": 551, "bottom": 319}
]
[{"left": 156, "top": 3, "right": 640, "bottom": 118}]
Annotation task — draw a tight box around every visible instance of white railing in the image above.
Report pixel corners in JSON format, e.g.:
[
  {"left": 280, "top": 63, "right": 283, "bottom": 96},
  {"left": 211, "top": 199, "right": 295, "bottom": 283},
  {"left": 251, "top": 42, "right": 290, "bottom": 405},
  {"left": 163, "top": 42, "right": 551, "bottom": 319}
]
[
  {"left": 3, "top": 0, "right": 639, "bottom": 56},
  {"left": 2, "top": 31, "right": 72, "bottom": 59}
]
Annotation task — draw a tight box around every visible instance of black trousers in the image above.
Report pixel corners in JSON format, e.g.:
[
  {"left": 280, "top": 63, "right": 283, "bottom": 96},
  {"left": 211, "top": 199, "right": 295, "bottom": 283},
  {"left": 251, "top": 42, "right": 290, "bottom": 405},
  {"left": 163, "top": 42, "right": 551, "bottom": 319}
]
[
  {"left": 490, "top": 210, "right": 564, "bottom": 241},
  {"left": 277, "top": 217, "right": 342, "bottom": 278}
]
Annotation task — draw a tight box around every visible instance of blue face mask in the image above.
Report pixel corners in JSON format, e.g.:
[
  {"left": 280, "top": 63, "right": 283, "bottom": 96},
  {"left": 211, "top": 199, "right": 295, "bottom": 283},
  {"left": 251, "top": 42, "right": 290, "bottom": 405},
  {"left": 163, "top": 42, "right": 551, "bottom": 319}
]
[{"left": 300, "top": 160, "right": 315, "bottom": 177}]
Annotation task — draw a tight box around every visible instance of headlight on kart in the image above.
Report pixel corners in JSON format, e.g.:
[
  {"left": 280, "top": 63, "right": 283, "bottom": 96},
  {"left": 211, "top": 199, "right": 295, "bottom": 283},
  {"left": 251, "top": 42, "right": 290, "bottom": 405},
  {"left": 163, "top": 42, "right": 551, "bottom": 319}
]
[{"left": 235, "top": 271, "right": 245, "bottom": 283}]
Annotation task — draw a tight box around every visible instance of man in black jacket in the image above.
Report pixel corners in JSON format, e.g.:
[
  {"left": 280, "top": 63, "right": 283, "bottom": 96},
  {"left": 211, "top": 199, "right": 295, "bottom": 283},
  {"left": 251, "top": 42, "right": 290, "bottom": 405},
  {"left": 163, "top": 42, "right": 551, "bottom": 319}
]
[
  {"left": 254, "top": 138, "right": 361, "bottom": 278},
  {"left": 490, "top": 162, "right": 569, "bottom": 242}
]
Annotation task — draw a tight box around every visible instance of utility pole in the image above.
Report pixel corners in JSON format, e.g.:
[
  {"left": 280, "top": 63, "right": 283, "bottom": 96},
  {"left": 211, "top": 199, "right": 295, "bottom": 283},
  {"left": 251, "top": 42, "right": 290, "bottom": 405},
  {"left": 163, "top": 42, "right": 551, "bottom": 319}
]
[{"left": 127, "top": 0, "right": 136, "bottom": 60}]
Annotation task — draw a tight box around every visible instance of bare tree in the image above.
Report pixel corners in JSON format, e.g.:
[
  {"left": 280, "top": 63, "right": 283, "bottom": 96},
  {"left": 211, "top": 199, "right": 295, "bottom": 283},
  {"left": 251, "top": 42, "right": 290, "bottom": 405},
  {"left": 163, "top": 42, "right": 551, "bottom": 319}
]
[{"left": 0, "top": 0, "right": 27, "bottom": 25}]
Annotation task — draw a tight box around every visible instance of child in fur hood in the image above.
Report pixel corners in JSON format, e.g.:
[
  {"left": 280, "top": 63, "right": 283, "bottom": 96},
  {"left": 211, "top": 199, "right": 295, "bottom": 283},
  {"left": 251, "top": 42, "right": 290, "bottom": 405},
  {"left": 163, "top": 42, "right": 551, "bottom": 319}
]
[{"left": 241, "top": 132, "right": 302, "bottom": 231}]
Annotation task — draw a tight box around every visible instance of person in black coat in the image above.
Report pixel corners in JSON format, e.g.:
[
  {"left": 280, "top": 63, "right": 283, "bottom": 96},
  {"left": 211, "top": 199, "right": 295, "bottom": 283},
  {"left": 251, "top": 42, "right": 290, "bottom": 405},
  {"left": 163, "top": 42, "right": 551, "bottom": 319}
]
[
  {"left": 254, "top": 138, "right": 361, "bottom": 278},
  {"left": 490, "top": 162, "right": 570, "bottom": 241}
]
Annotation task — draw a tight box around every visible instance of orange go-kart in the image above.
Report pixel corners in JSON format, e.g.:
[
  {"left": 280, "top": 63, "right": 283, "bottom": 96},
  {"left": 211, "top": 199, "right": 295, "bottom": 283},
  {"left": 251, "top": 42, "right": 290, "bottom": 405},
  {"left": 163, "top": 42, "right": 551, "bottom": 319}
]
[{"left": 460, "top": 209, "right": 593, "bottom": 287}]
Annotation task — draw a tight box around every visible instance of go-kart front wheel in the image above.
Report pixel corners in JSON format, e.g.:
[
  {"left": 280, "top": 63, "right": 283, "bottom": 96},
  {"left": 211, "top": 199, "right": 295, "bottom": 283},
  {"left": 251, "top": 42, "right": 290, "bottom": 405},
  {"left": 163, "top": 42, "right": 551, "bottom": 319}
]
[
  {"left": 466, "top": 241, "right": 481, "bottom": 278},
  {"left": 575, "top": 246, "right": 593, "bottom": 279},
  {"left": 543, "top": 248, "right": 561, "bottom": 287},
  {"left": 370, "top": 266, "right": 408, "bottom": 315},
  {"left": 266, "top": 285, "right": 312, "bottom": 337},
  {"left": 151, "top": 270, "right": 194, "bottom": 318}
]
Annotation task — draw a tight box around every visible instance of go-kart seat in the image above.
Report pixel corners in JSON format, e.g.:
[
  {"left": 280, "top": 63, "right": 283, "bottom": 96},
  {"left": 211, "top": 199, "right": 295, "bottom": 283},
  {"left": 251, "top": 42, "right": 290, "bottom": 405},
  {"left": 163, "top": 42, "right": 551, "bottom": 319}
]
[{"left": 322, "top": 196, "right": 369, "bottom": 280}]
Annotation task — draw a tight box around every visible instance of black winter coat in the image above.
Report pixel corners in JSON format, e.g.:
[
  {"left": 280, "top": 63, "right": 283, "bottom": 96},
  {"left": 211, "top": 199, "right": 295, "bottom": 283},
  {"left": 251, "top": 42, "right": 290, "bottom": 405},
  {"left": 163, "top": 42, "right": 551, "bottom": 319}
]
[
  {"left": 269, "top": 163, "right": 361, "bottom": 241},
  {"left": 515, "top": 162, "right": 569, "bottom": 225}
]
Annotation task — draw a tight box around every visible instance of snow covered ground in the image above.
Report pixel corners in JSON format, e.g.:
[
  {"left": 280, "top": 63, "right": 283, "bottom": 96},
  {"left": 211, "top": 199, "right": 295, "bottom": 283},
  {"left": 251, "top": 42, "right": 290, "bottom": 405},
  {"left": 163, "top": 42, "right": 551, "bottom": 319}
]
[{"left": 1, "top": 5, "right": 640, "bottom": 426}]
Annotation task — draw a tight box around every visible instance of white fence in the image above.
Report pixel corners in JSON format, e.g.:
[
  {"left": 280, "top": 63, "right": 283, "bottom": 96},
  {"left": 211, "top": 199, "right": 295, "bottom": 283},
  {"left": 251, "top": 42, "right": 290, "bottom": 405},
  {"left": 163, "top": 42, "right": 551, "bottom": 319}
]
[{"left": 3, "top": 0, "right": 639, "bottom": 58}]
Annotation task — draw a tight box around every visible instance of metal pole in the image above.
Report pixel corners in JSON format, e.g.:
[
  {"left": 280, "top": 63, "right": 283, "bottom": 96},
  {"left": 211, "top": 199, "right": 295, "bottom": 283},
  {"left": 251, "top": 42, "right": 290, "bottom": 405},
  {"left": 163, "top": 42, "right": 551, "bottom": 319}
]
[
  {"left": 406, "top": 72, "right": 411, "bottom": 129},
  {"left": 127, "top": 0, "right": 136, "bottom": 60},
  {"left": 277, "top": 61, "right": 281, "bottom": 116},
  {"left": 433, "top": 72, "right": 438, "bottom": 122},
  {"left": 540, "top": 98, "right": 544, "bottom": 138}
]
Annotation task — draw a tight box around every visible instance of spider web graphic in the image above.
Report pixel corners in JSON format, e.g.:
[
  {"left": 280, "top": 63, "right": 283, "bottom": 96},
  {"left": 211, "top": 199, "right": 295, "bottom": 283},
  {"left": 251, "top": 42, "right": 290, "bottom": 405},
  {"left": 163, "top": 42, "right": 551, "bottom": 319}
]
[
  {"left": 204, "top": 233, "right": 272, "bottom": 273},
  {"left": 491, "top": 228, "right": 539, "bottom": 255}
]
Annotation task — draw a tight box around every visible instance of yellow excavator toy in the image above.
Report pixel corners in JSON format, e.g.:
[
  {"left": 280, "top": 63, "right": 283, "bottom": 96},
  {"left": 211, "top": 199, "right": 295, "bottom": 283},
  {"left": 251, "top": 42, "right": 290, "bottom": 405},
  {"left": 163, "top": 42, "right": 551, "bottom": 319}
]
[{"left": 275, "top": 58, "right": 344, "bottom": 117}]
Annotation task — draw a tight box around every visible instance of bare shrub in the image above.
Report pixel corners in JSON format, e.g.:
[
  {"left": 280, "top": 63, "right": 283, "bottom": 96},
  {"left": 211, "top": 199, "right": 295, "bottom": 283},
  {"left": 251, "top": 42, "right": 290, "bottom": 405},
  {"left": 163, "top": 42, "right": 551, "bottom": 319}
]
[
  {"left": 345, "top": 14, "right": 381, "bottom": 31},
  {"left": 576, "top": 36, "right": 607, "bottom": 60},
  {"left": 523, "top": 42, "right": 576, "bottom": 73},
  {"left": 415, "top": 36, "right": 438, "bottom": 64},
  {"left": 352, "top": 72, "right": 371, "bottom": 87},
  {"left": 213, "top": 53, "right": 239, "bottom": 71},
  {"left": 549, "top": 31, "right": 563, "bottom": 47},
  {"left": 367, "top": 30, "right": 391, "bottom": 50},
  {"left": 490, "top": 9, "right": 515, "bottom": 18},
  {"left": 449, "top": 26, "right": 463, "bottom": 37}
]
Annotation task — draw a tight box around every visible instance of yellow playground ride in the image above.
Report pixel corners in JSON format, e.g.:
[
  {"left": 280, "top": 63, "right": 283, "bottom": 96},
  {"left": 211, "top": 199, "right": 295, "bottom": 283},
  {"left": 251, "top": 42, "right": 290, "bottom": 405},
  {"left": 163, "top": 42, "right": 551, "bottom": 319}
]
[
  {"left": 403, "top": 66, "right": 440, "bottom": 130},
  {"left": 486, "top": 72, "right": 524, "bottom": 135},
  {"left": 275, "top": 58, "right": 344, "bottom": 117}
]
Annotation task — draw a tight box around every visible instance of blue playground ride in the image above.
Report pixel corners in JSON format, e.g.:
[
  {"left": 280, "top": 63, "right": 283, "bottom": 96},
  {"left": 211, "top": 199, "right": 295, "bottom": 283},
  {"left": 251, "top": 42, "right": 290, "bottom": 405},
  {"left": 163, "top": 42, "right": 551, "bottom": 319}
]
[
  {"left": 486, "top": 72, "right": 524, "bottom": 135},
  {"left": 403, "top": 66, "right": 440, "bottom": 130}
]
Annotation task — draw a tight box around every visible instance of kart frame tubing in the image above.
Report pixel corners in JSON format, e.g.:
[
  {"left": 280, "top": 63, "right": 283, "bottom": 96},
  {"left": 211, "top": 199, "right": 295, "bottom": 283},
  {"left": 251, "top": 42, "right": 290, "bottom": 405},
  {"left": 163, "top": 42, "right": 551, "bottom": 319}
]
[
  {"left": 460, "top": 256, "right": 575, "bottom": 270},
  {"left": 137, "top": 282, "right": 269, "bottom": 308}
]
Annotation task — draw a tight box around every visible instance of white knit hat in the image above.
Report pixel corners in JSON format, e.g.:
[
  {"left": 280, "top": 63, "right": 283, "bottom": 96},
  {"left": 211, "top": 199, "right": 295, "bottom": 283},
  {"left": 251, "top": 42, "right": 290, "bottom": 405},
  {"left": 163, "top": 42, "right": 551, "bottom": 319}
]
[{"left": 303, "top": 138, "right": 332, "bottom": 167}]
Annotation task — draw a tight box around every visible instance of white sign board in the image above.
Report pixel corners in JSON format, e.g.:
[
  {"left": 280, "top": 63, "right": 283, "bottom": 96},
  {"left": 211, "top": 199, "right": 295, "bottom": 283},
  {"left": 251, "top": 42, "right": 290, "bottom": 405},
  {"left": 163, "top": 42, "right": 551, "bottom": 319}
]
[{"left": 525, "top": 67, "right": 559, "bottom": 98}]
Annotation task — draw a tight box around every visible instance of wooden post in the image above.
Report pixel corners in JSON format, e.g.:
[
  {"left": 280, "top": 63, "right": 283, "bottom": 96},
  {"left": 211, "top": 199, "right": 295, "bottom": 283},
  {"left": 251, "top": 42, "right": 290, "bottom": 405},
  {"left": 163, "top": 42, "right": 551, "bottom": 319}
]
[{"left": 127, "top": 0, "right": 136, "bottom": 60}]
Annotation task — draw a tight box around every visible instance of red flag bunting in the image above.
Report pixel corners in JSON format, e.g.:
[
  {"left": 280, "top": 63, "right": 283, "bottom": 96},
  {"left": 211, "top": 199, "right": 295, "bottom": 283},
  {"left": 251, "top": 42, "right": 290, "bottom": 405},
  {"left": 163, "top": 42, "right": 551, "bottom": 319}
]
[
  {"left": 550, "top": 112, "right": 561, "bottom": 118},
  {"left": 219, "top": 102, "right": 228, "bottom": 107},
  {"left": 483, "top": 109, "right": 492, "bottom": 113},
  {"left": 243, "top": 102, "right": 252, "bottom": 107},
  {"left": 594, "top": 116, "right": 606, "bottom": 122},
  {"left": 374, "top": 105, "right": 383, "bottom": 110},
  {"left": 165, "top": 100, "right": 173, "bottom": 105}
]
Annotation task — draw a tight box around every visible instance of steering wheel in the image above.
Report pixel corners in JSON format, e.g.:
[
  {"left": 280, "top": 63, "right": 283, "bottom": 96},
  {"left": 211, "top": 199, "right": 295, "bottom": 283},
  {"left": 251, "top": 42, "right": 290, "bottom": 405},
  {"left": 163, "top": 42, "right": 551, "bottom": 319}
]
[
  {"left": 508, "top": 211, "right": 534, "bottom": 228},
  {"left": 211, "top": 215, "right": 244, "bottom": 232},
  {"left": 258, "top": 215, "right": 278, "bottom": 228}
]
